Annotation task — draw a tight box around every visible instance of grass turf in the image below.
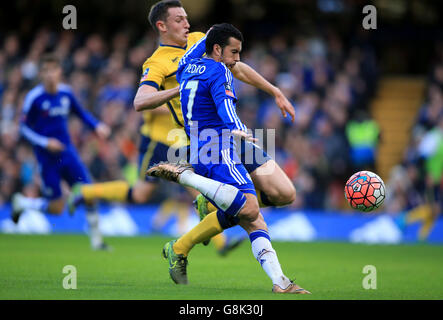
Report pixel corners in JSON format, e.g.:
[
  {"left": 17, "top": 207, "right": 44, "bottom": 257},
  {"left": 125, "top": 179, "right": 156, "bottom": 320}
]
[{"left": 0, "top": 234, "right": 442, "bottom": 300}]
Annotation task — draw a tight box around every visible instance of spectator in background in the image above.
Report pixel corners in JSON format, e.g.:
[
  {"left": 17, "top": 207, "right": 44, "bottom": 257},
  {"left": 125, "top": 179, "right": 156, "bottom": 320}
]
[
  {"left": 345, "top": 110, "right": 380, "bottom": 172},
  {"left": 416, "top": 84, "right": 443, "bottom": 130}
]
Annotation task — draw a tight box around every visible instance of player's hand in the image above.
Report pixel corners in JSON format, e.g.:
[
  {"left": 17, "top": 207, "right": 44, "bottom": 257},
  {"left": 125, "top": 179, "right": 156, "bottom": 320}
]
[
  {"left": 231, "top": 129, "right": 258, "bottom": 143},
  {"left": 46, "top": 138, "right": 65, "bottom": 153},
  {"left": 95, "top": 123, "right": 111, "bottom": 140},
  {"left": 273, "top": 88, "right": 295, "bottom": 123}
]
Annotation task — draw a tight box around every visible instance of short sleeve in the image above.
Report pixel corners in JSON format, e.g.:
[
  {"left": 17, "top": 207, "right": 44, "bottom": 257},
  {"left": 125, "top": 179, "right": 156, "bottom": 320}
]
[{"left": 139, "top": 59, "right": 167, "bottom": 90}]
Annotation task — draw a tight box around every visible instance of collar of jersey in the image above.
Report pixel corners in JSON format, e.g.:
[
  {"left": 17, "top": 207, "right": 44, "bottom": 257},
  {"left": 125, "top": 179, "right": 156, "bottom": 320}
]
[
  {"left": 42, "top": 83, "right": 62, "bottom": 95},
  {"left": 159, "top": 43, "right": 187, "bottom": 50}
]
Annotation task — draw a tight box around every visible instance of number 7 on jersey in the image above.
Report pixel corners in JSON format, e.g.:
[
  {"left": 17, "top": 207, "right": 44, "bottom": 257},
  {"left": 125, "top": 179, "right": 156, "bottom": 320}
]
[{"left": 181, "top": 80, "right": 199, "bottom": 125}]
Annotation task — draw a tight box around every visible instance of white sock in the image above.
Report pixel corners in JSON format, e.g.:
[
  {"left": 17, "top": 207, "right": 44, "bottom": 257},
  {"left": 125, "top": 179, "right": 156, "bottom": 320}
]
[
  {"left": 179, "top": 170, "right": 240, "bottom": 211},
  {"left": 85, "top": 208, "right": 103, "bottom": 248},
  {"left": 249, "top": 229, "right": 291, "bottom": 289},
  {"left": 16, "top": 194, "right": 49, "bottom": 212}
]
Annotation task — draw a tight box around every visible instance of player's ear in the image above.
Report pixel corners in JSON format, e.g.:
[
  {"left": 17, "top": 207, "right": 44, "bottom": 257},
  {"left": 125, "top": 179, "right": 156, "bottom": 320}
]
[
  {"left": 156, "top": 20, "right": 167, "bottom": 33},
  {"left": 213, "top": 44, "right": 222, "bottom": 58}
]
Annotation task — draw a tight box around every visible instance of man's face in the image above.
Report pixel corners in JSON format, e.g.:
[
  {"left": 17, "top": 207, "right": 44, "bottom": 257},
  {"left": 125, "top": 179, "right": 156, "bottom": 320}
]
[
  {"left": 221, "top": 37, "right": 242, "bottom": 69},
  {"left": 40, "top": 62, "right": 62, "bottom": 86},
  {"left": 162, "top": 7, "right": 190, "bottom": 46}
]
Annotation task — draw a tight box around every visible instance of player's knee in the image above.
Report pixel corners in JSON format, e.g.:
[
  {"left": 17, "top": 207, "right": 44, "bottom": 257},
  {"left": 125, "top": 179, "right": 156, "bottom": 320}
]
[
  {"left": 239, "top": 197, "right": 260, "bottom": 222},
  {"left": 264, "top": 183, "right": 296, "bottom": 207},
  {"left": 275, "top": 184, "right": 296, "bottom": 206}
]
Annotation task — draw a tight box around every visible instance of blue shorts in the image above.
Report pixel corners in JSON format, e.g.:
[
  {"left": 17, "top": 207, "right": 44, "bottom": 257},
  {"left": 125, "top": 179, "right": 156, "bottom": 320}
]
[
  {"left": 237, "top": 140, "right": 273, "bottom": 174},
  {"left": 138, "top": 135, "right": 185, "bottom": 183},
  {"left": 192, "top": 147, "right": 256, "bottom": 196},
  {"left": 184, "top": 139, "right": 272, "bottom": 175},
  {"left": 35, "top": 146, "right": 91, "bottom": 200}
]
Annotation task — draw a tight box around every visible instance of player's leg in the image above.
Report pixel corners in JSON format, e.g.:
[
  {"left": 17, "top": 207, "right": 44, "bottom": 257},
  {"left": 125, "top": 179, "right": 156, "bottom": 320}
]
[
  {"left": 141, "top": 139, "right": 229, "bottom": 250},
  {"left": 148, "top": 158, "right": 310, "bottom": 292},
  {"left": 11, "top": 160, "right": 62, "bottom": 222},
  {"left": 399, "top": 185, "right": 441, "bottom": 242},
  {"left": 68, "top": 135, "right": 160, "bottom": 211},
  {"left": 12, "top": 192, "right": 49, "bottom": 222},
  {"left": 218, "top": 158, "right": 308, "bottom": 294},
  {"left": 185, "top": 185, "right": 228, "bottom": 250},
  {"left": 148, "top": 163, "right": 247, "bottom": 217},
  {"left": 151, "top": 163, "right": 246, "bottom": 251},
  {"left": 239, "top": 139, "right": 296, "bottom": 207},
  {"left": 249, "top": 159, "right": 296, "bottom": 207},
  {"left": 417, "top": 185, "right": 441, "bottom": 241},
  {"left": 235, "top": 194, "right": 309, "bottom": 293},
  {"left": 148, "top": 161, "right": 247, "bottom": 284},
  {"left": 76, "top": 180, "right": 133, "bottom": 203},
  {"left": 75, "top": 178, "right": 157, "bottom": 205},
  {"left": 63, "top": 149, "right": 109, "bottom": 250},
  {"left": 196, "top": 142, "right": 296, "bottom": 216}
]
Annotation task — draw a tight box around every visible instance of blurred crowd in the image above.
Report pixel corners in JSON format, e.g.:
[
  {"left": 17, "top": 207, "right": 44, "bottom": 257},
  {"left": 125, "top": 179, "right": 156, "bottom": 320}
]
[
  {"left": 0, "top": 26, "right": 379, "bottom": 210},
  {"left": 386, "top": 47, "right": 443, "bottom": 214}
]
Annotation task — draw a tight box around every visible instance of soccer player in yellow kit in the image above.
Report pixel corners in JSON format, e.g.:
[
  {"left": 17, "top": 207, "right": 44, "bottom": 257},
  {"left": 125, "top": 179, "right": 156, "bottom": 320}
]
[{"left": 70, "top": 0, "right": 297, "bottom": 252}]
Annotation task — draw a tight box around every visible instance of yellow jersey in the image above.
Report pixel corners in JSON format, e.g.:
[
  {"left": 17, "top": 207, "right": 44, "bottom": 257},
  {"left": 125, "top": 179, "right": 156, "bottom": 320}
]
[{"left": 139, "top": 32, "right": 205, "bottom": 147}]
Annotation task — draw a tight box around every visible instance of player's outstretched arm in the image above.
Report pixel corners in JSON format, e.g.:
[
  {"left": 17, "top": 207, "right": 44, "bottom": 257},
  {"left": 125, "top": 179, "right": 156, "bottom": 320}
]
[
  {"left": 230, "top": 62, "right": 295, "bottom": 122},
  {"left": 133, "top": 84, "right": 179, "bottom": 112},
  {"left": 68, "top": 89, "right": 110, "bottom": 139}
]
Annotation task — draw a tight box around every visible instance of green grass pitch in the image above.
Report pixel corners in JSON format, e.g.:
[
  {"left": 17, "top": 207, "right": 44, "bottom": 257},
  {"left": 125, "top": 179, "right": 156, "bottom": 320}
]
[{"left": 1, "top": 234, "right": 442, "bottom": 300}]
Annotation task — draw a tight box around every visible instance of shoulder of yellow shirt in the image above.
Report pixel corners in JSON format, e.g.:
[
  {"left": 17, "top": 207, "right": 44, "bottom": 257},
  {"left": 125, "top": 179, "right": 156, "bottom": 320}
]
[
  {"left": 139, "top": 32, "right": 205, "bottom": 145},
  {"left": 142, "top": 31, "right": 206, "bottom": 72}
]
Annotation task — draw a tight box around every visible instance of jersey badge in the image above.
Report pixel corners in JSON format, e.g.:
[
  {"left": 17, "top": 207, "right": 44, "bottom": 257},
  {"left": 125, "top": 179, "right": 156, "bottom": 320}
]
[{"left": 224, "top": 83, "right": 235, "bottom": 98}]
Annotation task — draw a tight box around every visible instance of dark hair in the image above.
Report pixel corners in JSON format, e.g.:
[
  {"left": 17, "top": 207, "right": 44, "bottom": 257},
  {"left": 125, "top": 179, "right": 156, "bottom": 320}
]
[
  {"left": 205, "top": 23, "right": 243, "bottom": 55},
  {"left": 40, "top": 53, "right": 61, "bottom": 68},
  {"left": 148, "top": 0, "right": 183, "bottom": 33}
]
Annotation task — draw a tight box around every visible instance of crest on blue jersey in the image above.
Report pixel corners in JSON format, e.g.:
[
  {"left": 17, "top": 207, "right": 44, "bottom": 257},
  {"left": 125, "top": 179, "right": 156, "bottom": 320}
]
[
  {"left": 42, "top": 100, "right": 50, "bottom": 110},
  {"left": 224, "top": 82, "right": 235, "bottom": 98}
]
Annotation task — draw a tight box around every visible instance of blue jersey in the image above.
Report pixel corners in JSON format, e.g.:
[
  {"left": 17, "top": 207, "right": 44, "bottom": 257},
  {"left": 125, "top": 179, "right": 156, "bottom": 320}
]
[
  {"left": 177, "top": 36, "right": 247, "bottom": 164},
  {"left": 20, "top": 83, "right": 98, "bottom": 199},
  {"left": 177, "top": 36, "right": 256, "bottom": 195},
  {"left": 20, "top": 83, "right": 99, "bottom": 155}
]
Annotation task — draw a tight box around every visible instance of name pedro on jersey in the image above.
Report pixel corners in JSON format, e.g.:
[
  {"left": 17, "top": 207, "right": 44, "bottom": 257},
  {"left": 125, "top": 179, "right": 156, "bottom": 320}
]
[{"left": 184, "top": 63, "right": 206, "bottom": 74}]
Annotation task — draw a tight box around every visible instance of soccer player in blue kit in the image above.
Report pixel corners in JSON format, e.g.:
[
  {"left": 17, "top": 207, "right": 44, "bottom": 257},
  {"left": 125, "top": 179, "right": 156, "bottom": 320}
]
[
  {"left": 12, "top": 54, "right": 110, "bottom": 250},
  {"left": 147, "top": 24, "right": 310, "bottom": 293}
]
